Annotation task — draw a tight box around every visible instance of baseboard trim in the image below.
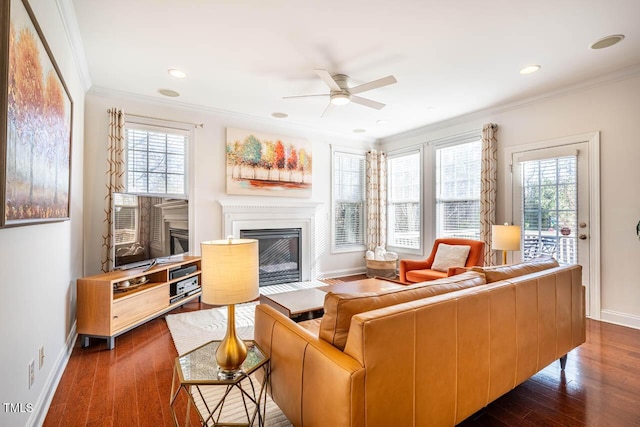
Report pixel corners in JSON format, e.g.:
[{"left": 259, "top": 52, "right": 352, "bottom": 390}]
[
  {"left": 600, "top": 309, "right": 640, "bottom": 330},
  {"left": 28, "top": 321, "right": 78, "bottom": 427},
  {"left": 316, "top": 267, "right": 366, "bottom": 279}
]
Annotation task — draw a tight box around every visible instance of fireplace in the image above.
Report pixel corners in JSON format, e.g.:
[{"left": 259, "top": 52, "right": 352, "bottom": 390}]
[
  {"left": 219, "top": 201, "right": 322, "bottom": 282},
  {"left": 241, "top": 228, "right": 302, "bottom": 286}
]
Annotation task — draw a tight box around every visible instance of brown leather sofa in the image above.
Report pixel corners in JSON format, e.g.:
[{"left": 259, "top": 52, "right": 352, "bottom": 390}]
[
  {"left": 254, "top": 257, "right": 585, "bottom": 426},
  {"left": 399, "top": 238, "right": 485, "bottom": 283}
]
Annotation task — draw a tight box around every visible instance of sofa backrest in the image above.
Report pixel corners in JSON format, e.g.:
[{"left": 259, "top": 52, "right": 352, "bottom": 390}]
[
  {"left": 470, "top": 255, "right": 559, "bottom": 283},
  {"left": 319, "top": 271, "right": 486, "bottom": 350},
  {"left": 342, "top": 264, "right": 584, "bottom": 426}
]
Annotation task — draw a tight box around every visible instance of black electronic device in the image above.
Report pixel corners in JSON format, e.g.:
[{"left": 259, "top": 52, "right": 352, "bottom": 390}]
[
  {"left": 169, "top": 265, "right": 197, "bottom": 280},
  {"left": 170, "top": 276, "right": 200, "bottom": 297}
]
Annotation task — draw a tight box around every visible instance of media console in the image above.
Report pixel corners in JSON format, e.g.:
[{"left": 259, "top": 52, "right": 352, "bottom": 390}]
[{"left": 77, "top": 256, "right": 202, "bottom": 349}]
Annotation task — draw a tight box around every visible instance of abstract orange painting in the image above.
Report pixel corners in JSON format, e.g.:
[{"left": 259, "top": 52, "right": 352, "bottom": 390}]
[
  {"left": 1, "top": 0, "right": 73, "bottom": 227},
  {"left": 226, "top": 127, "right": 312, "bottom": 197}
]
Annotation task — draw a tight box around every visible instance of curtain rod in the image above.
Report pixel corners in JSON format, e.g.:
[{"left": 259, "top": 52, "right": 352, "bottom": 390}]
[{"left": 108, "top": 109, "right": 204, "bottom": 128}]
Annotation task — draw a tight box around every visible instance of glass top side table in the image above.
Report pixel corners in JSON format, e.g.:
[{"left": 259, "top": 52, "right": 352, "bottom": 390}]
[{"left": 170, "top": 340, "right": 270, "bottom": 426}]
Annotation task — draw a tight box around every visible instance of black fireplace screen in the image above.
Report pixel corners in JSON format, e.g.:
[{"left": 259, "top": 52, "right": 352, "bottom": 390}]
[{"left": 240, "top": 228, "right": 302, "bottom": 286}]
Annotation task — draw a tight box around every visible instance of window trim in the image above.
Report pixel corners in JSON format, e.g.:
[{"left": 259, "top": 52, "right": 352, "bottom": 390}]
[
  {"left": 124, "top": 118, "right": 192, "bottom": 199},
  {"left": 331, "top": 146, "right": 367, "bottom": 254},
  {"left": 386, "top": 146, "right": 423, "bottom": 255}
]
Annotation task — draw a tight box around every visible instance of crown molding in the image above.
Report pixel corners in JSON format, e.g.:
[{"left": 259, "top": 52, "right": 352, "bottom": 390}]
[
  {"left": 56, "top": 0, "right": 92, "bottom": 91},
  {"left": 380, "top": 64, "right": 640, "bottom": 145}
]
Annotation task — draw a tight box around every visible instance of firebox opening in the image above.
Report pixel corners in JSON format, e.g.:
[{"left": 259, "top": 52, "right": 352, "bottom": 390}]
[{"left": 240, "top": 228, "right": 302, "bottom": 286}]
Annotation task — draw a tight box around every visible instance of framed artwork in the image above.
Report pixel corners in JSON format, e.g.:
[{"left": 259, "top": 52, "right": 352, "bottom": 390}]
[
  {"left": 226, "top": 127, "right": 312, "bottom": 198},
  {"left": 0, "top": 0, "right": 73, "bottom": 227}
]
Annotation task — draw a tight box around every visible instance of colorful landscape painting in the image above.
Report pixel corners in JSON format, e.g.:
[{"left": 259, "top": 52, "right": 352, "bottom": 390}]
[
  {"left": 226, "top": 128, "right": 312, "bottom": 197},
  {"left": 2, "top": 0, "right": 73, "bottom": 226}
]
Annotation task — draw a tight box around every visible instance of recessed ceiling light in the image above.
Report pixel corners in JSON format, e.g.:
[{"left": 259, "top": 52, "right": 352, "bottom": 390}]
[
  {"left": 590, "top": 34, "right": 625, "bottom": 50},
  {"left": 168, "top": 68, "right": 186, "bottom": 78},
  {"left": 520, "top": 65, "right": 541, "bottom": 75},
  {"left": 271, "top": 112, "right": 288, "bottom": 119},
  {"left": 353, "top": 128, "right": 366, "bottom": 133},
  {"left": 376, "top": 120, "right": 389, "bottom": 125},
  {"left": 158, "top": 89, "right": 180, "bottom": 97}
]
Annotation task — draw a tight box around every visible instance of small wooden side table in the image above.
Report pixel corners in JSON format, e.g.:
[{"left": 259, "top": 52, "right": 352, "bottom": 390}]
[{"left": 170, "top": 340, "right": 270, "bottom": 426}]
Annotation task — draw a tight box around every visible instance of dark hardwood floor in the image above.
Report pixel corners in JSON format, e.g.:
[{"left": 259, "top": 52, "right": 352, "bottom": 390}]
[{"left": 44, "top": 276, "right": 640, "bottom": 427}]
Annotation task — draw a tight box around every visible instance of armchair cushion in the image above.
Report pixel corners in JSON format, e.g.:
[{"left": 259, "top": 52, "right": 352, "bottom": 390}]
[{"left": 431, "top": 243, "right": 471, "bottom": 272}]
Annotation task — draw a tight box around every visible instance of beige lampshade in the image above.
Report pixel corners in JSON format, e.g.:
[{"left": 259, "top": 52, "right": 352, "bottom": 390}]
[
  {"left": 491, "top": 224, "right": 522, "bottom": 251},
  {"left": 200, "top": 238, "right": 259, "bottom": 305}
]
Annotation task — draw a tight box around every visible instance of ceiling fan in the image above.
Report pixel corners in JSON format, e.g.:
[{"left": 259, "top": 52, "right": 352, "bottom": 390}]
[{"left": 284, "top": 69, "right": 397, "bottom": 117}]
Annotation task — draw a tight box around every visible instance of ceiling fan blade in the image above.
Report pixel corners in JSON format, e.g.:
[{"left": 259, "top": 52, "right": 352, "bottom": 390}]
[
  {"left": 314, "top": 69, "right": 341, "bottom": 91},
  {"left": 349, "top": 75, "right": 397, "bottom": 95},
  {"left": 321, "top": 103, "right": 336, "bottom": 118},
  {"left": 351, "top": 96, "right": 386, "bottom": 110},
  {"left": 283, "top": 94, "right": 328, "bottom": 99}
]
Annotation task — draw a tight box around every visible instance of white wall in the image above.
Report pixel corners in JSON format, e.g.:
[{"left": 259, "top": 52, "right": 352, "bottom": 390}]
[
  {"left": 380, "top": 71, "right": 640, "bottom": 329},
  {"left": 0, "top": 0, "right": 85, "bottom": 426},
  {"left": 83, "top": 91, "right": 373, "bottom": 280}
]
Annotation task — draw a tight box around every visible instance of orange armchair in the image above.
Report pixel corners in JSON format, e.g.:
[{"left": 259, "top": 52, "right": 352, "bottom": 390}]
[{"left": 399, "top": 238, "right": 485, "bottom": 284}]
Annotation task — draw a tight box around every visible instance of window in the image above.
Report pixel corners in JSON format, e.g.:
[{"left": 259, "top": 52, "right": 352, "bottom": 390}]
[
  {"left": 435, "top": 139, "right": 481, "bottom": 239},
  {"left": 125, "top": 124, "right": 188, "bottom": 196},
  {"left": 333, "top": 150, "right": 366, "bottom": 251},
  {"left": 387, "top": 150, "right": 421, "bottom": 250}
]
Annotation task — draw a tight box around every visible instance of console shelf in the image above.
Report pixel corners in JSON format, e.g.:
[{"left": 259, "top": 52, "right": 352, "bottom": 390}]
[{"left": 77, "top": 256, "right": 202, "bottom": 349}]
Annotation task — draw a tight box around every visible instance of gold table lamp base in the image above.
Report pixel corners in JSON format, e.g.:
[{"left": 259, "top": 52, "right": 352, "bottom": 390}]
[{"left": 216, "top": 304, "right": 248, "bottom": 379}]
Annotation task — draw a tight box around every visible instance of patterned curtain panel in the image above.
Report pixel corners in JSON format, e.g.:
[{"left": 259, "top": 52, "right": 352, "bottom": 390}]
[
  {"left": 480, "top": 123, "right": 498, "bottom": 265},
  {"left": 366, "top": 150, "right": 387, "bottom": 250},
  {"left": 101, "top": 109, "right": 126, "bottom": 272}
]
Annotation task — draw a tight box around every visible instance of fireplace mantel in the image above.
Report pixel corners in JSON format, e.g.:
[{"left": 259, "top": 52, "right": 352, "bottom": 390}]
[
  {"left": 218, "top": 200, "right": 323, "bottom": 281},
  {"left": 218, "top": 200, "right": 323, "bottom": 211}
]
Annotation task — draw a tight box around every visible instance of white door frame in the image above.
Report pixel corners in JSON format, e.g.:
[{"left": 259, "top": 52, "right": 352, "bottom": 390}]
[{"left": 503, "top": 132, "right": 601, "bottom": 319}]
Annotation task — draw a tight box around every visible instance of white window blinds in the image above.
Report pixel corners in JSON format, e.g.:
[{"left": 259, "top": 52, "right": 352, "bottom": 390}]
[
  {"left": 435, "top": 140, "right": 481, "bottom": 239},
  {"left": 125, "top": 126, "right": 188, "bottom": 196},
  {"left": 387, "top": 151, "right": 421, "bottom": 249},
  {"left": 333, "top": 151, "right": 366, "bottom": 249}
]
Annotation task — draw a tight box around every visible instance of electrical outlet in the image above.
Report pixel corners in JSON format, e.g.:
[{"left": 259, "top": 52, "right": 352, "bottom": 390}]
[
  {"left": 28, "top": 360, "right": 35, "bottom": 389},
  {"left": 39, "top": 346, "right": 45, "bottom": 369}
]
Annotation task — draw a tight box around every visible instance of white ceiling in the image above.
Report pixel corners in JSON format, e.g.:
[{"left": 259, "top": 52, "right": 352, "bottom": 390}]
[{"left": 72, "top": 0, "right": 640, "bottom": 139}]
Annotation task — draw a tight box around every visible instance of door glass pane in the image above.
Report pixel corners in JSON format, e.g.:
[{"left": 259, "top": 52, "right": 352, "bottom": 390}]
[{"left": 520, "top": 155, "right": 577, "bottom": 264}]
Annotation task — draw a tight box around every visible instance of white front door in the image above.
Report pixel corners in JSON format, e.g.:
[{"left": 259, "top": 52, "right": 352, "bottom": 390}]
[{"left": 510, "top": 133, "right": 600, "bottom": 318}]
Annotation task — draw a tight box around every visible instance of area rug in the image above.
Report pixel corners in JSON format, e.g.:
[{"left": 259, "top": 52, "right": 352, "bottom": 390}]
[
  {"left": 165, "top": 280, "right": 326, "bottom": 355},
  {"left": 165, "top": 280, "right": 327, "bottom": 426}
]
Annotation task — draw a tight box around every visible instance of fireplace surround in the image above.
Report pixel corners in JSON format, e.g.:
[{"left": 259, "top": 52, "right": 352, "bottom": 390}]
[{"left": 219, "top": 201, "right": 322, "bottom": 282}]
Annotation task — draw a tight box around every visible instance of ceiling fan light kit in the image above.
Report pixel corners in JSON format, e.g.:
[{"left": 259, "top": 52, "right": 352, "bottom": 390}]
[
  {"left": 330, "top": 93, "right": 351, "bottom": 105},
  {"left": 284, "top": 69, "right": 397, "bottom": 116}
]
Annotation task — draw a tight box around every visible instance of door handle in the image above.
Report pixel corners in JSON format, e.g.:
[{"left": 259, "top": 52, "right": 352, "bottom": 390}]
[{"left": 579, "top": 234, "right": 588, "bottom": 240}]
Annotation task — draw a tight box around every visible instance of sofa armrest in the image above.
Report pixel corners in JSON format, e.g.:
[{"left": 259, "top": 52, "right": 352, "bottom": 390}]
[
  {"left": 254, "top": 304, "right": 365, "bottom": 427},
  {"left": 399, "top": 259, "right": 432, "bottom": 283}
]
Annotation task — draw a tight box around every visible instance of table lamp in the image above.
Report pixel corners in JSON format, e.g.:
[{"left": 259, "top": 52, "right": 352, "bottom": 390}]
[
  {"left": 201, "top": 237, "right": 259, "bottom": 378},
  {"left": 491, "top": 223, "right": 521, "bottom": 265}
]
